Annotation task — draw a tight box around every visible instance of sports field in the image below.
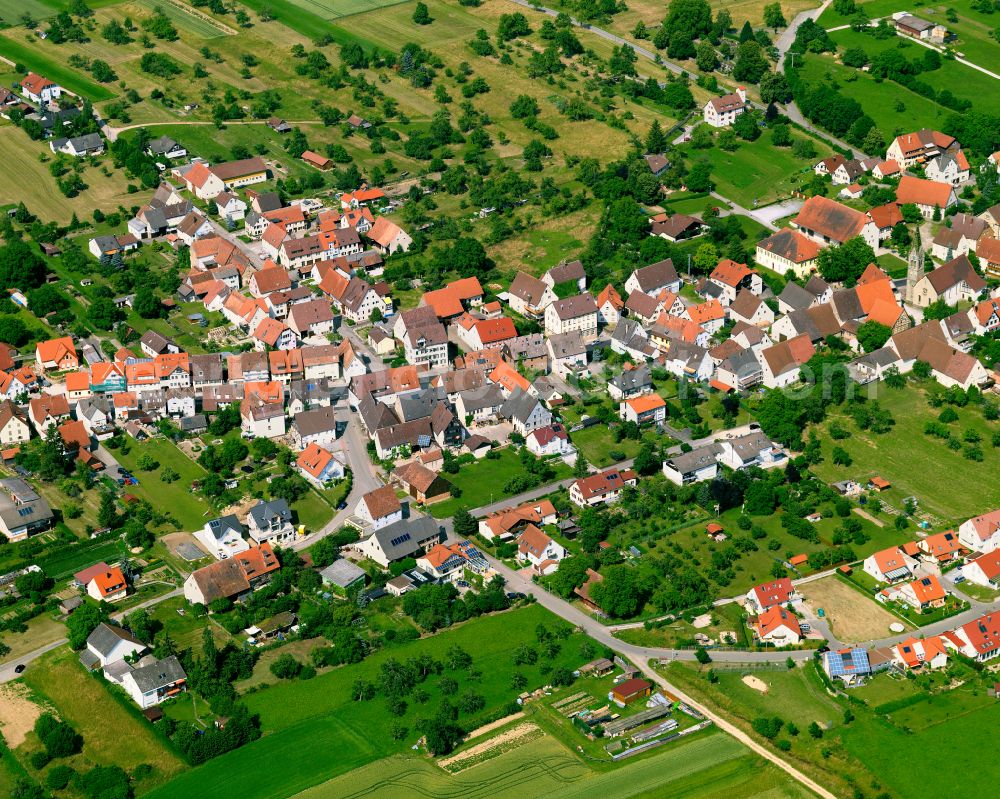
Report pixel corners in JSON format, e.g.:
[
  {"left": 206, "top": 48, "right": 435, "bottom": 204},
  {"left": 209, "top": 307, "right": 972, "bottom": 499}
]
[{"left": 293, "top": 731, "right": 816, "bottom": 799}]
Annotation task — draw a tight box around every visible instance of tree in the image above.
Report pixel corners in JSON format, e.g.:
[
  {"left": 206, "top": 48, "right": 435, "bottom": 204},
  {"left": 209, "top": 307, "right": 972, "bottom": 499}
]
[
  {"left": 645, "top": 120, "right": 667, "bottom": 154},
  {"left": 696, "top": 42, "right": 718, "bottom": 72},
  {"left": 817, "top": 236, "right": 876, "bottom": 283},
  {"left": 97, "top": 490, "right": 118, "bottom": 529},
  {"left": 412, "top": 1, "right": 431, "bottom": 24},
  {"left": 733, "top": 41, "right": 769, "bottom": 83},
  {"left": 695, "top": 646, "right": 711, "bottom": 664},
  {"left": 589, "top": 565, "right": 649, "bottom": 618},
  {"left": 857, "top": 320, "right": 892, "bottom": 353},
  {"left": 759, "top": 72, "right": 791, "bottom": 104},
  {"left": 808, "top": 721, "right": 823, "bottom": 738},
  {"left": 453, "top": 507, "right": 477, "bottom": 539},
  {"left": 270, "top": 653, "right": 302, "bottom": 679},
  {"left": 763, "top": 3, "right": 786, "bottom": 29},
  {"left": 67, "top": 603, "right": 109, "bottom": 649}
]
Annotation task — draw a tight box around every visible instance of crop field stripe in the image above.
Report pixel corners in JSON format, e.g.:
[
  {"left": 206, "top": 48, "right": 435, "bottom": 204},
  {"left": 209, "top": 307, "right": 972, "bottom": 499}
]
[{"left": 137, "top": 0, "right": 234, "bottom": 38}]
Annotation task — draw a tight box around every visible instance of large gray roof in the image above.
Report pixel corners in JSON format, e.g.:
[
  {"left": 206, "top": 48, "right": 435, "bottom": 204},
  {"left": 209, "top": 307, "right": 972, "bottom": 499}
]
[
  {"left": 86, "top": 623, "right": 145, "bottom": 658},
  {"left": 369, "top": 516, "right": 440, "bottom": 562},
  {"left": 128, "top": 655, "right": 186, "bottom": 693},
  {"left": 319, "top": 559, "right": 366, "bottom": 588}
]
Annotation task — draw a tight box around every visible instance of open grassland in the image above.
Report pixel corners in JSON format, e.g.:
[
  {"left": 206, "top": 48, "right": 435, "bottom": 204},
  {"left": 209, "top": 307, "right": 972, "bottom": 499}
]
[
  {"left": 0, "top": 124, "right": 139, "bottom": 223},
  {"left": 292, "top": 730, "right": 815, "bottom": 799},
  {"left": 19, "top": 647, "right": 186, "bottom": 793},
  {"left": 819, "top": 0, "right": 1000, "bottom": 69},
  {"left": 112, "top": 438, "right": 214, "bottom": 530},
  {"left": 617, "top": 0, "right": 819, "bottom": 31},
  {"left": 145, "top": 606, "right": 586, "bottom": 799},
  {"left": 0, "top": 614, "right": 65, "bottom": 662},
  {"left": 810, "top": 382, "right": 1000, "bottom": 523},
  {"left": 681, "top": 129, "right": 831, "bottom": 208},
  {"left": 276, "top": 0, "right": 410, "bottom": 19},
  {"left": 794, "top": 54, "right": 950, "bottom": 135},
  {"left": 487, "top": 205, "right": 598, "bottom": 278},
  {"left": 136, "top": 0, "right": 236, "bottom": 37},
  {"left": 0, "top": 33, "right": 115, "bottom": 100},
  {"left": 0, "top": 0, "right": 57, "bottom": 25},
  {"left": 828, "top": 28, "right": 1000, "bottom": 115}
]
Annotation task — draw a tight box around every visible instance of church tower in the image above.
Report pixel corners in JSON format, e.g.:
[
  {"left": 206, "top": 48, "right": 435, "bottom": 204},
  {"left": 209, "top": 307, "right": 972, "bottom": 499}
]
[{"left": 905, "top": 228, "right": 923, "bottom": 305}]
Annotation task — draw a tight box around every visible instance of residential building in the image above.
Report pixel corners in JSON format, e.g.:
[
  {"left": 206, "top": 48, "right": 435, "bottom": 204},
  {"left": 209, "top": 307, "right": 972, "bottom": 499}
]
[
  {"left": 958, "top": 509, "right": 1000, "bottom": 553},
  {"left": 753, "top": 606, "right": 802, "bottom": 646},
  {"left": 182, "top": 543, "right": 280, "bottom": 605},
  {"left": 247, "top": 499, "right": 295, "bottom": 546},
  {"left": 703, "top": 87, "right": 747, "bottom": 127},
  {"left": 745, "top": 578, "right": 795, "bottom": 614},
  {"left": 356, "top": 485, "right": 403, "bottom": 531},
  {"left": 195, "top": 515, "right": 249, "bottom": 561},
  {"left": 569, "top": 468, "right": 638, "bottom": 507},
  {"left": 863, "top": 545, "right": 919, "bottom": 583},
  {"left": 544, "top": 293, "right": 598, "bottom": 338},
  {"left": 516, "top": 524, "right": 567, "bottom": 575}
]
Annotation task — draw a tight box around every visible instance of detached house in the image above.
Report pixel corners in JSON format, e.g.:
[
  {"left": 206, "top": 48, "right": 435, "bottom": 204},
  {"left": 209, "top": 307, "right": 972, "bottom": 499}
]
[
  {"left": 745, "top": 578, "right": 795, "bottom": 614},
  {"left": 909, "top": 254, "right": 985, "bottom": 309},
  {"left": 958, "top": 509, "right": 1000, "bottom": 554},
  {"left": 708, "top": 260, "right": 761, "bottom": 305},
  {"left": 35, "top": 336, "right": 78, "bottom": 372},
  {"left": 896, "top": 176, "right": 957, "bottom": 219},
  {"left": 516, "top": 524, "right": 567, "bottom": 575},
  {"left": 863, "top": 545, "right": 919, "bottom": 583},
  {"left": 356, "top": 485, "right": 403, "bottom": 531},
  {"left": 247, "top": 499, "right": 295, "bottom": 546},
  {"left": 507, "top": 271, "right": 555, "bottom": 319},
  {"left": 792, "top": 195, "right": 879, "bottom": 249},
  {"left": 703, "top": 87, "right": 747, "bottom": 127},
  {"left": 755, "top": 228, "right": 821, "bottom": 279},
  {"left": 569, "top": 467, "right": 637, "bottom": 507},
  {"left": 183, "top": 543, "right": 280, "bottom": 605},
  {"left": 625, "top": 259, "right": 680, "bottom": 297},
  {"left": 195, "top": 514, "right": 249, "bottom": 561}
]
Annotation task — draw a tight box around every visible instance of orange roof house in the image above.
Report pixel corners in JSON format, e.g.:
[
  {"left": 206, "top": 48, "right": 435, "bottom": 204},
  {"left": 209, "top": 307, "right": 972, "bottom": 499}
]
[
  {"left": 301, "top": 150, "right": 331, "bottom": 170},
  {"left": 710, "top": 259, "right": 755, "bottom": 288},
  {"left": 896, "top": 175, "right": 956, "bottom": 211},
  {"left": 35, "top": 337, "right": 78, "bottom": 371},
  {"left": 422, "top": 277, "right": 484, "bottom": 319},
  {"left": 87, "top": 566, "right": 128, "bottom": 601},
  {"left": 488, "top": 360, "right": 530, "bottom": 394},
  {"left": 296, "top": 442, "right": 341, "bottom": 483}
]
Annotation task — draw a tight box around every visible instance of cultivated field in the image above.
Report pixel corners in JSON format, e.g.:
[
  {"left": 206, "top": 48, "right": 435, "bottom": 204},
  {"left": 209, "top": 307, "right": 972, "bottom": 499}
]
[
  {"left": 291, "top": 730, "right": 816, "bottom": 799},
  {"left": 798, "top": 576, "right": 907, "bottom": 642}
]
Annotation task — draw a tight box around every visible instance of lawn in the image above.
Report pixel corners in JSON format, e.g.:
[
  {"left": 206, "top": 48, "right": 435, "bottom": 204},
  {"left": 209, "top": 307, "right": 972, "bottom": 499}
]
[
  {"left": 147, "top": 595, "right": 233, "bottom": 650},
  {"left": 19, "top": 647, "right": 187, "bottom": 793},
  {"left": 426, "top": 449, "right": 574, "bottom": 518},
  {"left": 0, "top": 0, "right": 57, "bottom": 25},
  {"left": 112, "top": 438, "right": 215, "bottom": 530},
  {"left": 488, "top": 206, "right": 596, "bottom": 278},
  {"left": 615, "top": 602, "right": 751, "bottom": 649},
  {"left": 290, "top": 488, "right": 335, "bottom": 532},
  {"left": 136, "top": 0, "right": 234, "bottom": 37},
  {"left": 145, "top": 604, "right": 588, "bottom": 799},
  {"left": 0, "top": 613, "right": 66, "bottom": 661},
  {"left": 680, "top": 129, "right": 830, "bottom": 208},
  {"left": 569, "top": 424, "right": 651, "bottom": 467},
  {"left": 809, "top": 382, "right": 1000, "bottom": 524},
  {"left": 35, "top": 535, "right": 129, "bottom": 581}
]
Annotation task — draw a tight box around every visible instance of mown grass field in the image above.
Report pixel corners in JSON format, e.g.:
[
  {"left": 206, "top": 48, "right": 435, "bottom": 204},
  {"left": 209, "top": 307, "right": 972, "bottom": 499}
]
[
  {"left": 828, "top": 28, "right": 1000, "bottom": 116},
  {"left": 680, "top": 129, "right": 831, "bottom": 208},
  {"left": 112, "top": 438, "right": 214, "bottom": 530},
  {"left": 0, "top": 33, "right": 115, "bottom": 99},
  {"left": 0, "top": 123, "right": 140, "bottom": 224},
  {"left": 136, "top": 0, "right": 234, "bottom": 37},
  {"left": 19, "top": 647, "right": 186, "bottom": 793},
  {"left": 293, "top": 729, "right": 815, "bottom": 799},
  {"left": 145, "top": 605, "right": 586, "bottom": 799},
  {"left": 810, "top": 382, "right": 1000, "bottom": 524}
]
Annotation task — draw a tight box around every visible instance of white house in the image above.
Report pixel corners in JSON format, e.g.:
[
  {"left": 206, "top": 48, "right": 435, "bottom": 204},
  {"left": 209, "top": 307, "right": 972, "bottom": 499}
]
[
  {"left": 356, "top": 485, "right": 403, "bottom": 531},
  {"left": 961, "top": 550, "right": 1000, "bottom": 588},
  {"left": 753, "top": 606, "right": 802, "bottom": 646},
  {"left": 703, "top": 87, "right": 747, "bottom": 127},
  {"left": 120, "top": 656, "right": 188, "bottom": 709},
  {"left": 516, "top": 524, "right": 567, "bottom": 575},
  {"left": 194, "top": 514, "right": 249, "bottom": 561},
  {"left": 958, "top": 509, "right": 1000, "bottom": 553},
  {"left": 863, "top": 545, "right": 919, "bottom": 583}
]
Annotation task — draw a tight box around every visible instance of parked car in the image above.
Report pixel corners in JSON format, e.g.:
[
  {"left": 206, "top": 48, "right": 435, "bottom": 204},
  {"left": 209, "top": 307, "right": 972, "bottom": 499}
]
[{"left": 14, "top": 664, "right": 25, "bottom": 674}]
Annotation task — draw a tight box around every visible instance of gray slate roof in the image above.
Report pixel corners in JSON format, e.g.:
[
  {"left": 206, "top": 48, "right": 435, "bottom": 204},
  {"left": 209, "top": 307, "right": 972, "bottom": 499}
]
[
  {"left": 319, "top": 559, "right": 366, "bottom": 588},
  {"left": 128, "top": 655, "right": 186, "bottom": 693},
  {"left": 86, "top": 622, "right": 145, "bottom": 658}
]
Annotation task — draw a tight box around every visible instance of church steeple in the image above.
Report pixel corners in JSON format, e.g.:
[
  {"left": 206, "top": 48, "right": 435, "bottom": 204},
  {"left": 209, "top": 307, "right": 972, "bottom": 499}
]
[{"left": 906, "top": 227, "right": 923, "bottom": 305}]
